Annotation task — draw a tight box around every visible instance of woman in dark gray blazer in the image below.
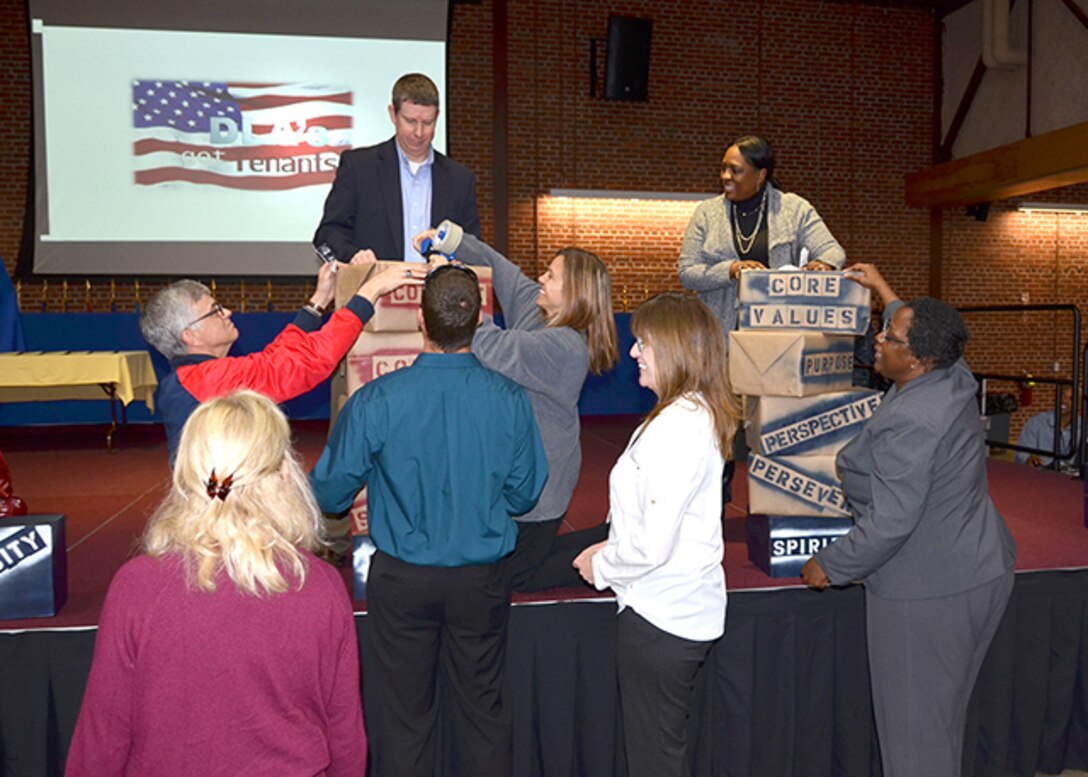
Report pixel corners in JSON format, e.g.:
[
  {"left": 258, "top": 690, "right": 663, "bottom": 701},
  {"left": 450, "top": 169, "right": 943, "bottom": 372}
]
[{"left": 802, "top": 263, "right": 1016, "bottom": 777}]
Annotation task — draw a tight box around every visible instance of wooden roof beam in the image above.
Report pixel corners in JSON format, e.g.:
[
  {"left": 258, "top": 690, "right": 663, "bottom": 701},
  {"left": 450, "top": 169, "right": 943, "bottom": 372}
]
[{"left": 905, "top": 121, "right": 1088, "bottom": 207}]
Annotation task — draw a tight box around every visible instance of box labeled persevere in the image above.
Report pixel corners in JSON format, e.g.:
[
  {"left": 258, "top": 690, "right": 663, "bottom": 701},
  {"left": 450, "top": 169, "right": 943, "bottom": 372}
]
[
  {"left": 728, "top": 331, "right": 855, "bottom": 397},
  {"left": 738, "top": 270, "right": 871, "bottom": 335},
  {"left": 746, "top": 514, "right": 854, "bottom": 578},
  {"left": 335, "top": 261, "right": 493, "bottom": 333},
  {"left": 746, "top": 389, "right": 882, "bottom": 457},
  {"left": 747, "top": 453, "right": 850, "bottom": 517},
  {"left": 0, "top": 514, "right": 67, "bottom": 620}
]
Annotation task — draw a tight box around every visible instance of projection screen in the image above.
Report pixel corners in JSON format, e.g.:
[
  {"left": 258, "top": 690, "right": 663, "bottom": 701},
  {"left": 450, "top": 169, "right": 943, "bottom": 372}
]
[{"left": 27, "top": 0, "right": 449, "bottom": 276}]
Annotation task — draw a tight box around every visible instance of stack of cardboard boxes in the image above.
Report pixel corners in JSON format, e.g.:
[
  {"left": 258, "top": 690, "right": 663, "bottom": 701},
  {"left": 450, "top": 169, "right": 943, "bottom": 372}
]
[
  {"left": 330, "top": 262, "right": 493, "bottom": 594},
  {"left": 729, "top": 270, "right": 880, "bottom": 577}
]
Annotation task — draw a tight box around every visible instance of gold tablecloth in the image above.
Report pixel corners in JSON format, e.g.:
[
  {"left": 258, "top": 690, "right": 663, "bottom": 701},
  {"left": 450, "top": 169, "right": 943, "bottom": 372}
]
[{"left": 0, "top": 351, "right": 158, "bottom": 412}]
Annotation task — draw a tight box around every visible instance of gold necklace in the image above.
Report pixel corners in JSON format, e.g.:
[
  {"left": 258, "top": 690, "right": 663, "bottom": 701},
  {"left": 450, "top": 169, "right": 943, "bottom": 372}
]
[{"left": 731, "top": 189, "right": 767, "bottom": 256}]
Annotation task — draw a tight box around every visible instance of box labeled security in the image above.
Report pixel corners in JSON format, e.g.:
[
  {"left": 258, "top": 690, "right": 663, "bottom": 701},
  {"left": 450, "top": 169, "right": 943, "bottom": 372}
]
[
  {"left": 747, "top": 453, "right": 850, "bottom": 517},
  {"left": 729, "top": 331, "right": 855, "bottom": 397},
  {"left": 746, "top": 389, "right": 882, "bottom": 457},
  {"left": 737, "top": 270, "right": 871, "bottom": 335},
  {"left": 0, "top": 514, "right": 67, "bottom": 620}
]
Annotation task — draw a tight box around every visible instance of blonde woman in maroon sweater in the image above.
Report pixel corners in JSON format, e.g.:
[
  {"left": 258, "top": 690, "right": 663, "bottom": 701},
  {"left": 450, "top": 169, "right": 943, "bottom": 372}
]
[{"left": 67, "top": 391, "right": 365, "bottom": 777}]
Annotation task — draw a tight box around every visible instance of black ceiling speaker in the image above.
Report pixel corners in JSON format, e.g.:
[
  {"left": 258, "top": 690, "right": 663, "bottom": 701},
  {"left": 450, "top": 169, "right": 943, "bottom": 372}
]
[{"left": 604, "top": 15, "right": 652, "bottom": 101}]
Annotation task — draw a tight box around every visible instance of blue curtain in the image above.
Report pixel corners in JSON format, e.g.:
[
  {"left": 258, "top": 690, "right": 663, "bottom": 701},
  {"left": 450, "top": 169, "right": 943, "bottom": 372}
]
[{"left": 0, "top": 262, "right": 27, "bottom": 352}]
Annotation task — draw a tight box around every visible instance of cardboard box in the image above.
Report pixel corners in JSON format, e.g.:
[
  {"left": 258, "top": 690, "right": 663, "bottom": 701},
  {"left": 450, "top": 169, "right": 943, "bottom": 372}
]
[
  {"left": 346, "top": 487, "right": 369, "bottom": 536},
  {"left": 335, "top": 261, "right": 493, "bottom": 334},
  {"left": 747, "top": 453, "right": 850, "bottom": 517},
  {"left": 746, "top": 514, "right": 854, "bottom": 578},
  {"left": 746, "top": 389, "right": 882, "bottom": 457},
  {"left": 345, "top": 332, "right": 424, "bottom": 395},
  {"left": 738, "top": 270, "right": 871, "bottom": 335},
  {"left": 0, "top": 514, "right": 67, "bottom": 620},
  {"left": 728, "top": 330, "right": 855, "bottom": 397}
]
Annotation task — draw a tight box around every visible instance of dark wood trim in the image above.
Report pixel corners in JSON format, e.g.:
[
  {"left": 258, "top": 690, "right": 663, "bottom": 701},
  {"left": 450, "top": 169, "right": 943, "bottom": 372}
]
[
  {"left": 1059, "top": 0, "right": 1088, "bottom": 31},
  {"left": 941, "top": 59, "right": 987, "bottom": 159},
  {"left": 930, "top": 10, "right": 945, "bottom": 297},
  {"left": 941, "top": 0, "right": 1028, "bottom": 158},
  {"left": 1025, "top": 0, "right": 1033, "bottom": 138},
  {"left": 491, "top": 0, "right": 509, "bottom": 255},
  {"left": 929, "top": 208, "right": 943, "bottom": 297}
]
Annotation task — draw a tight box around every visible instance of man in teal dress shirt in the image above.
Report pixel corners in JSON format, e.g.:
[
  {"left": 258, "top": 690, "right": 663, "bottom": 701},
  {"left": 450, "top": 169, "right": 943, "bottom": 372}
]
[{"left": 310, "top": 263, "right": 546, "bottom": 777}]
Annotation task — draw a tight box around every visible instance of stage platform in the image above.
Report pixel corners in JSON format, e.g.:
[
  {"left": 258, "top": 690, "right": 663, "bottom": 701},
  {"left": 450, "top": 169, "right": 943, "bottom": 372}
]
[{"left": 0, "top": 417, "right": 1086, "bottom": 777}]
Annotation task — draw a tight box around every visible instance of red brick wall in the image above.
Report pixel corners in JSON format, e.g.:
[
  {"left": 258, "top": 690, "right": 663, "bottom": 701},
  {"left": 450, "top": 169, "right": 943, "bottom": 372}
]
[
  {"left": 946, "top": 185, "right": 1088, "bottom": 441},
  {"left": 1, "top": 0, "right": 937, "bottom": 309},
  {"left": 1, "top": 0, "right": 1083, "bottom": 436},
  {"left": 0, "top": 0, "right": 30, "bottom": 284}
]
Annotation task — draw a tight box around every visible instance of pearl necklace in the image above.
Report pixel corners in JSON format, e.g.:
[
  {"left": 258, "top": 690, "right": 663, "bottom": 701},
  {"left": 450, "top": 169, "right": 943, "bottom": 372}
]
[{"left": 731, "top": 188, "right": 767, "bottom": 256}]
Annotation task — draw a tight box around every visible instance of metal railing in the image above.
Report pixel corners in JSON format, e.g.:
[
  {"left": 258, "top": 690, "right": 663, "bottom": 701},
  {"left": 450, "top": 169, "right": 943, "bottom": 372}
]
[{"left": 956, "top": 304, "right": 1083, "bottom": 477}]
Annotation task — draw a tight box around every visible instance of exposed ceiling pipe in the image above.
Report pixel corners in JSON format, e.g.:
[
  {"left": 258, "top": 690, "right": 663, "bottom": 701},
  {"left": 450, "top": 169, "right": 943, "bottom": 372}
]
[{"left": 982, "top": 0, "right": 1027, "bottom": 69}]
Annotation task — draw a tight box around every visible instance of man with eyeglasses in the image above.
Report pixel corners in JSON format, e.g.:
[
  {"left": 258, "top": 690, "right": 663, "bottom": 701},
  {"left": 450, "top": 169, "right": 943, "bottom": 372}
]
[{"left": 140, "top": 261, "right": 425, "bottom": 464}]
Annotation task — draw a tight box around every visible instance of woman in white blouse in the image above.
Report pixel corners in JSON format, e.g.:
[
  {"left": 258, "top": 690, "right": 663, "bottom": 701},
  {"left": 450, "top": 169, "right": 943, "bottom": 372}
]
[{"left": 573, "top": 292, "right": 741, "bottom": 777}]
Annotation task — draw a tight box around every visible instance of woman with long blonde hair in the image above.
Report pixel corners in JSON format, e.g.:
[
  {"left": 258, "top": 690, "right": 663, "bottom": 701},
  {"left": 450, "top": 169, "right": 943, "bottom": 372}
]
[
  {"left": 414, "top": 223, "right": 618, "bottom": 591},
  {"left": 574, "top": 292, "right": 740, "bottom": 777},
  {"left": 67, "top": 391, "right": 365, "bottom": 777}
]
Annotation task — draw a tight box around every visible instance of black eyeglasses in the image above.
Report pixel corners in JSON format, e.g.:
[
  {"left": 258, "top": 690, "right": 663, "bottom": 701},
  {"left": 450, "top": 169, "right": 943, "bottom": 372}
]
[
  {"left": 881, "top": 319, "right": 909, "bottom": 346},
  {"left": 185, "top": 302, "right": 226, "bottom": 329},
  {"left": 424, "top": 261, "right": 478, "bottom": 286}
]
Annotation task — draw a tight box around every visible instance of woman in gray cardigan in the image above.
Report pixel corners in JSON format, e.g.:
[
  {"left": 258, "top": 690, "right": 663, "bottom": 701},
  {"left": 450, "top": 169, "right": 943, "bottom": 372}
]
[
  {"left": 802, "top": 264, "right": 1016, "bottom": 777},
  {"left": 678, "top": 135, "right": 846, "bottom": 337},
  {"left": 415, "top": 223, "right": 618, "bottom": 591}
]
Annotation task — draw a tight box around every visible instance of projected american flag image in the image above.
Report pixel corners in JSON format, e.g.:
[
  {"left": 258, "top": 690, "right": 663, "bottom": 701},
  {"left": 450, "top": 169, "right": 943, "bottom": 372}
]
[{"left": 132, "top": 80, "right": 353, "bottom": 190}]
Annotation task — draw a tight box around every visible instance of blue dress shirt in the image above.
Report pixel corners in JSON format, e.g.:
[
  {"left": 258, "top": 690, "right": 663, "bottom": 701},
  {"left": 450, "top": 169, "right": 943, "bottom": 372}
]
[
  {"left": 397, "top": 144, "right": 433, "bottom": 262},
  {"left": 310, "top": 352, "right": 548, "bottom": 567}
]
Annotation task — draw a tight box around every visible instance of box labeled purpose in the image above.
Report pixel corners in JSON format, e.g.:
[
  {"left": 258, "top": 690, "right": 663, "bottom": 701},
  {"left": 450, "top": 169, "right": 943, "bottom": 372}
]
[{"left": 729, "top": 331, "right": 855, "bottom": 397}]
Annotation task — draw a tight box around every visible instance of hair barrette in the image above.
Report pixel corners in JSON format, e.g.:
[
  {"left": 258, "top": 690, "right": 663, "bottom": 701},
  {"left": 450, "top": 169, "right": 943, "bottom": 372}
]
[{"left": 205, "top": 469, "right": 234, "bottom": 501}]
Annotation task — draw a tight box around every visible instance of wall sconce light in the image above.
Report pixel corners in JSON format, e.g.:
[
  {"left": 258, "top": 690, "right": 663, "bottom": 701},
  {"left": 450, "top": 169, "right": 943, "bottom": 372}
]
[{"left": 1017, "top": 202, "right": 1088, "bottom": 214}]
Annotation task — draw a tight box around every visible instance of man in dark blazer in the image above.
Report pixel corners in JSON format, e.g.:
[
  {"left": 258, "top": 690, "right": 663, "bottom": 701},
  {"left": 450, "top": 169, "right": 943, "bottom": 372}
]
[{"left": 313, "top": 73, "right": 480, "bottom": 263}]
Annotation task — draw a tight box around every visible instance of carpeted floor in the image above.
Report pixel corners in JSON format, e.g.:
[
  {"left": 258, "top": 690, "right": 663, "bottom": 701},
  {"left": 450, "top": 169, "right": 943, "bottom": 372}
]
[{"left": 1, "top": 415, "right": 1086, "bottom": 631}]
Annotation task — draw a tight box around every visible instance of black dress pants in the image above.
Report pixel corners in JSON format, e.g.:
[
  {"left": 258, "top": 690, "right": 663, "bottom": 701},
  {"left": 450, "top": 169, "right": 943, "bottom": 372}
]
[
  {"left": 365, "top": 552, "right": 512, "bottom": 777},
  {"left": 506, "top": 517, "right": 609, "bottom": 592},
  {"left": 616, "top": 608, "right": 714, "bottom": 777}
]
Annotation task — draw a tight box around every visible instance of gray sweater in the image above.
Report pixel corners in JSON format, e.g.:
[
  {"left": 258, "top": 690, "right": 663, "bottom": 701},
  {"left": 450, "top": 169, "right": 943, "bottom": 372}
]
[
  {"left": 678, "top": 184, "right": 846, "bottom": 337},
  {"left": 457, "top": 234, "right": 588, "bottom": 523}
]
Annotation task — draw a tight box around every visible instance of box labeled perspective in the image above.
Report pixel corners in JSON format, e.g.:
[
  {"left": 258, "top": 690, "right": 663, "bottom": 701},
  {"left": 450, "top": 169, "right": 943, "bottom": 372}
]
[
  {"left": 746, "top": 514, "right": 854, "bottom": 578},
  {"left": 335, "top": 261, "right": 493, "bottom": 333},
  {"left": 345, "top": 332, "right": 424, "bottom": 395},
  {"left": 747, "top": 453, "right": 850, "bottom": 517},
  {"left": 0, "top": 514, "right": 67, "bottom": 620},
  {"left": 746, "top": 389, "right": 882, "bottom": 457},
  {"left": 728, "top": 331, "right": 855, "bottom": 397},
  {"left": 738, "top": 270, "right": 871, "bottom": 335}
]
